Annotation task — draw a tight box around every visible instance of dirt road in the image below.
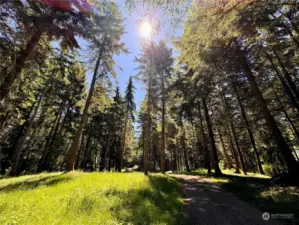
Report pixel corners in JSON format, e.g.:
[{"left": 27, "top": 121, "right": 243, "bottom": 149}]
[{"left": 173, "top": 175, "right": 283, "bottom": 225}]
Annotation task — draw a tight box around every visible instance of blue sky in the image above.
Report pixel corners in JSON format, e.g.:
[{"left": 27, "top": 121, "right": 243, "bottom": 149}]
[
  {"left": 80, "top": 5, "right": 145, "bottom": 112},
  {"left": 112, "top": 7, "right": 145, "bottom": 112},
  {"left": 80, "top": 1, "right": 184, "bottom": 113}
]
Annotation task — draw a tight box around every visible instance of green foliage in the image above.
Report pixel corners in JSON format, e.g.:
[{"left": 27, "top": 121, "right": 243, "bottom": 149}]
[{"left": 263, "top": 163, "right": 275, "bottom": 177}]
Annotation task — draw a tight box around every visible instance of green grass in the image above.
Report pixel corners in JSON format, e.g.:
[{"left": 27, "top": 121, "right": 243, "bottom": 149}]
[
  {"left": 184, "top": 168, "right": 299, "bottom": 224},
  {"left": 0, "top": 172, "right": 185, "bottom": 225}
]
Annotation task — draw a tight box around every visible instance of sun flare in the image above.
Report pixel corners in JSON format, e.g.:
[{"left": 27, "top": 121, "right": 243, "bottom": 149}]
[{"left": 140, "top": 21, "right": 152, "bottom": 38}]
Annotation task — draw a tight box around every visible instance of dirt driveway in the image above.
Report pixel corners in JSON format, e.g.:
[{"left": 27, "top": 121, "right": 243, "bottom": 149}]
[{"left": 173, "top": 175, "right": 283, "bottom": 225}]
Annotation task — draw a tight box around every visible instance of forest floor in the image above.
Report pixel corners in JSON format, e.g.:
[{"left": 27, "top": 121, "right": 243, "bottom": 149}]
[
  {"left": 0, "top": 172, "right": 184, "bottom": 225},
  {"left": 173, "top": 170, "right": 299, "bottom": 225}
]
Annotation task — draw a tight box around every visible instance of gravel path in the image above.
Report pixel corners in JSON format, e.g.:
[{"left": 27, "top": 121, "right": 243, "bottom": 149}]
[{"left": 173, "top": 175, "right": 282, "bottom": 225}]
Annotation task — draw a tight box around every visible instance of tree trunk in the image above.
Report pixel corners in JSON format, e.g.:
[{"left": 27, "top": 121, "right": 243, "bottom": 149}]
[
  {"left": 173, "top": 144, "right": 178, "bottom": 171},
  {"left": 197, "top": 101, "right": 211, "bottom": 174},
  {"left": 230, "top": 111, "right": 247, "bottom": 175},
  {"left": 175, "top": 138, "right": 181, "bottom": 171},
  {"left": 100, "top": 136, "right": 110, "bottom": 171},
  {"left": 161, "top": 72, "right": 166, "bottom": 173},
  {"left": 227, "top": 126, "right": 241, "bottom": 173},
  {"left": 232, "top": 81, "right": 264, "bottom": 174},
  {"left": 218, "top": 127, "right": 232, "bottom": 170},
  {"left": 181, "top": 123, "right": 190, "bottom": 172},
  {"left": 274, "top": 91, "right": 299, "bottom": 142},
  {"left": 120, "top": 111, "right": 128, "bottom": 172},
  {"left": 37, "top": 102, "right": 64, "bottom": 172},
  {"left": 10, "top": 91, "right": 45, "bottom": 176},
  {"left": 0, "top": 28, "right": 44, "bottom": 101},
  {"left": 210, "top": 104, "right": 232, "bottom": 170},
  {"left": 237, "top": 45, "right": 299, "bottom": 175},
  {"left": 81, "top": 128, "right": 92, "bottom": 170},
  {"left": 202, "top": 97, "right": 222, "bottom": 176},
  {"left": 75, "top": 133, "right": 86, "bottom": 169},
  {"left": 273, "top": 50, "right": 299, "bottom": 102},
  {"left": 144, "top": 44, "right": 154, "bottom": 175},
  {"left": 221, "top": 89, "right": 247, "bottom": 174},
  {"left": 66, "top": 39, "right": 105, "bottom": 171},
  {"left": 266, "top": 52, "right": 299, "bottom": 114}
]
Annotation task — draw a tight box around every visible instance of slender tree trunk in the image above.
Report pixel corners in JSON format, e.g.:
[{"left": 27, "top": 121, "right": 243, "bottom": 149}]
[
  {"left": 144, "top": 44, "right": 154, "bottom": 175},
  {"left": 273, "top": 50, "right": 299, "bottom": 102},
  {"left": 202, "top": 97, "right": 222, "bottom": 176},
  {"left": 75, "top": 134, "right": 86, "bottom": 169},
  {"left": 197, "top": 101, "right": 211, "bottom": 174},
  {"left": 274, "top": 91, "right": 299, "bottom": 141},
  {"left": 231, "top": 112, "right": 247, "bottom": 175},
  {"left": 66, "top": 40, "right": 105, "bottom": 171},
  {"left": 173, "top": 144, "right": 177, "bottom": 171},
  {"left": 266, "top": 52, "right": 299, "bottom": 114},
  {"left": 100, "top": 136, "right": 110, "bottom": 171},
  {"left": 175, "top": 138, "right": 181, "bottom": 171},
  {"left": 227, "top": 126, "right": 240, "bottom": 173},
  {"left": 0, "top": 28, "right": 44, "bottom": 101},
  {"left": 81, "top": 128, "right": 92, "bottom": 169},
  {"left": 237, "top": 45, "right": 299, "bottom": 175},
  {"left": 120, "top": 111, "right": 128, "bottom": 172},
  {"left": 221, "top": 90, "right": 247, "bottom": 174},
  {"left": 181, "top": 122, "right": 190, "bottom": 172},
  {"left": 38, "top": 102, "right": 64, "bottom": 172},
  {"left": 232, "top": 81, "right": 264, "bottom": 174},
  {"left": 218, "top": 127, "right": 232, "bottom": 170},
  {"left": 140, "top": 122, "right": 145, "bottom": 171},
  {"left": 10, "top": 91, "right": 45, "bottom": 176},
  {"left": 161, "top": 72, "right": 166, "bottom": 173},
  {"left": 210, "top": 104, "right": 232, "bottom": 170}
]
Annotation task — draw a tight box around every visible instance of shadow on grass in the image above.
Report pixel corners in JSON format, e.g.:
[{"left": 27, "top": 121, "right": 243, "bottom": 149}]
[
  {"left": 107, "top": 175, "right": 185, "bottom": 225},
  {"left": 0, "top": 174, "right": 73, "bottom": 193},
  {"left": 184, "top": 170, "right": 270, "bottom": 185}
]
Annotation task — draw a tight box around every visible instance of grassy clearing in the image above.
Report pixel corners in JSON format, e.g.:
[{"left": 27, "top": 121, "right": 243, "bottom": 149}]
[
  {"left": 184, "top": 168, "right": 299, "bottom": 224},
  {"left": 0, "top": 172, "right": 185, "bottom": 225}
]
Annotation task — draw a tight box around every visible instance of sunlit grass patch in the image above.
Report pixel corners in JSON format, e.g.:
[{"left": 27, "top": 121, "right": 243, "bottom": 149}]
[{"left": 0, "top": 172, "right": 185, "bottom": 225}]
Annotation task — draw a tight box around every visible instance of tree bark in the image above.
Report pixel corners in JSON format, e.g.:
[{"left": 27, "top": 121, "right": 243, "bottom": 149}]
[
  {"left": 227, "top": 125, "right": 241, "bottom": 173},
  {"left": 181, "top": 123, "right": 190, "bottom": 172},
  {"left": 66, "top": 39, "right": 105, "bottom": 171},
  {"left": 144, "top": 43, "right": 154, "bottom": 175},
  {"left": 0, "top": 28, "right": 44, "bottom": 101},
  {"left": 210, "top": 104, "right": 232, "bottom": 170},
  {"left": 202, "top": 97, "right": 222, "bottom": 176},
  {"left": 161, "top": 72, "right": 166, "bottom": 174},
  {"left": 237, "top": 45, "right": 299, "bottom": 175},
  {"left": 232, "top": 81, "right": 264, "bottom": 174},
  {"left": 10, "top": 91, "right": 45, "bottom": 176},
  {"left": 274, "top": 91, "right": 299, "bottom": 142},
  {"left": 37, "top": 102, "right": 64, "bottom": 172},
  {"left": 120, "top": 111, "right": 128, "bottom": 172},
  {"left": 100, "top": 135, "right": 110, "bottom": 171},
  {"left": 273, "top": 50, "right": 299, "bottom": 102},
  {"left": 197, "top": 101, "right": 211, "bottom": 173},
  {"left": 266, "top": 52, "right": 299, "bottom": 114},
  {"left": 218, "top": 127, "right": 232, "bottom": 170},
  {"left": 81, "top": 127, "right": 92, "bottom": 170}
]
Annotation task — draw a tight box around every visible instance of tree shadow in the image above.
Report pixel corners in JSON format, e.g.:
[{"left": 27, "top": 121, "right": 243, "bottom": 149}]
[
  {"left": 0, "top": 174, "right": 73, "bottom": 193},
  {"left": 180, "top": 171, "right": 298, "bottom": 224},
  {"left": 107, "top": 175, "right": 185, "bottom": 225},
  {"left": 184, "top": 170, "right": 270, "bottom": 185}
]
